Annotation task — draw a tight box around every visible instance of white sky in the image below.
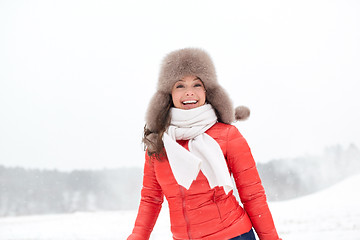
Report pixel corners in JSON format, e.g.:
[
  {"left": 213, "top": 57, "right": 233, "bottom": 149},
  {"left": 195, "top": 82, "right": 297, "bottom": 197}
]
[{"left": 1, "top": 0, "right": 359, "bottom": 170}]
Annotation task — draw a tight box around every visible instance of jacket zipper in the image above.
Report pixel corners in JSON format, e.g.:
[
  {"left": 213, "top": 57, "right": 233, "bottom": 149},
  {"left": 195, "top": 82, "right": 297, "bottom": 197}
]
[
  {"left": 213, "top": 191, "right": 222, "bottom": 220},
  {"left": 180, "top": 186, "right": 192, "bottom": 240}
]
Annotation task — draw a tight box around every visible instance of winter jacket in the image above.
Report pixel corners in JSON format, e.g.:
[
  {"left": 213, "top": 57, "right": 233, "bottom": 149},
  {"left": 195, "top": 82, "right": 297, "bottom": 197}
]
[{"left": 128, "top": 123, "right": 280, "bottom": 240}]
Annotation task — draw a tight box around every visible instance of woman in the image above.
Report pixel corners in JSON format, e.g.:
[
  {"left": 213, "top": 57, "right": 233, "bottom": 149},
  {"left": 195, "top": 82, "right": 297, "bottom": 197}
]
[{"left": 128, "top": 48, "right": 281, "bottom": 240}]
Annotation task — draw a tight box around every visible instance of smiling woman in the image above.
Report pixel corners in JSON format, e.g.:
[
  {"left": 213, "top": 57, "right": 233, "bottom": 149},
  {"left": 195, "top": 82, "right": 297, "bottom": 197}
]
[
  {"left": 128, "top": 48, "right": 280, "bottom": 240},
  {"left": 171, "top": 76, "right": 206, "bottom": 110}
]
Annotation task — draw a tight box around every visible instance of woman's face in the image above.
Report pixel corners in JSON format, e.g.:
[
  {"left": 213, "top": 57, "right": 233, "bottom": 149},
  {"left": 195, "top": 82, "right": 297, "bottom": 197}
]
[{"left": 171, "top": 75, "right": 206, "bottom": 110}]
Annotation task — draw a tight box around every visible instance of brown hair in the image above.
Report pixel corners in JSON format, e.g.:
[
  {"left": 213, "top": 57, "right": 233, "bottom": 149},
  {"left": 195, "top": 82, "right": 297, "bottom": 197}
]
[{"left": 142, "top": 95, "right": 173, "bottom": 158}]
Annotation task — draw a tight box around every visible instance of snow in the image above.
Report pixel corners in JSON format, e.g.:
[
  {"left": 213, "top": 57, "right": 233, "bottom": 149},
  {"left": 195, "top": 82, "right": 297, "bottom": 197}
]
[
  {"left": 0, "top": 175, "right": 360, "bottom": 240},
  {"left": 270, "top": 174, "right": 360, "bottom": 239}
]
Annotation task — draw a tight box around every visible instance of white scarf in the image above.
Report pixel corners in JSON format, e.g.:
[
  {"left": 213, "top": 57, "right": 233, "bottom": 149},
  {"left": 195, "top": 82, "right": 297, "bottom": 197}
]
[{"left": 162, "top": 104, "right": 234, "bottom": 194}]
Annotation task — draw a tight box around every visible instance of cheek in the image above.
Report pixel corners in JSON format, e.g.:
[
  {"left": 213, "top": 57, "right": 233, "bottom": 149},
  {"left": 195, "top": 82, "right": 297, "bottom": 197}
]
[
  {"left": 171, "top": 92, "right": 182, "bottom": 107},
  {"left": 197, "top": 90, "right": 206, "bottom": 104}
]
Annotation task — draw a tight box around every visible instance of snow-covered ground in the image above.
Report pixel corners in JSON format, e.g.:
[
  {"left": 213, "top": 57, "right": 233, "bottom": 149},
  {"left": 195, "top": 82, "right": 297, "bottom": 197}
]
[{"left": 1, "top": 174, "right": 359, "bottom": 240}]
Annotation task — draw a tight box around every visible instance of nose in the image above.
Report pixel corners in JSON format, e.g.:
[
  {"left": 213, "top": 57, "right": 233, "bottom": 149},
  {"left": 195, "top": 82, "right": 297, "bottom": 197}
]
[{"left": 185, "top": 89, "right": 194, "bottom": 96}]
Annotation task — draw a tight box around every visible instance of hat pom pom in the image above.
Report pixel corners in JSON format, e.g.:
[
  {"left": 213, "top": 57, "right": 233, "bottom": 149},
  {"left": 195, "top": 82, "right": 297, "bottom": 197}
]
[{"left": 235, "top": 106, "right": 250, "bottom": 121}]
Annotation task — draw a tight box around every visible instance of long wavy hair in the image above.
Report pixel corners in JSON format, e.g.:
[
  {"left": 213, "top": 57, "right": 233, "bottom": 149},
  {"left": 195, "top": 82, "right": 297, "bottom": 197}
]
[{"left": 142, "top": 95, "right": 173, "bottom": 159}]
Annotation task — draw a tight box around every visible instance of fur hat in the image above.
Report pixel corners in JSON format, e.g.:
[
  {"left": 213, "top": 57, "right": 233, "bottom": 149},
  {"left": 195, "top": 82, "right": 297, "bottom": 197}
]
[{"left": 146, "top": 48, "right": 249, "bottom": 132}]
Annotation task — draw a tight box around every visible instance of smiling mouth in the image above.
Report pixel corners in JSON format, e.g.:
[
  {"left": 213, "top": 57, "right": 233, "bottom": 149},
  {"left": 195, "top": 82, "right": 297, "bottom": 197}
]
[{"left": 182, "top": 100, "right": 198, "bottom": 105}]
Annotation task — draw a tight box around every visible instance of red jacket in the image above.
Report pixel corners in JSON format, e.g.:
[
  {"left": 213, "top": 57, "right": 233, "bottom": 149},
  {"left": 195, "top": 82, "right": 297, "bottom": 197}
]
[{"left": 128, "top": 123, "right": 280, "bottom": 240}]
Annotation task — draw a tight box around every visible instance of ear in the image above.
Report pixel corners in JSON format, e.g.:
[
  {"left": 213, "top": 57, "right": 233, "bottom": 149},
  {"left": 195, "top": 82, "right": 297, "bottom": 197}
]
[{"left": 234, "top": 106, "right": 250, "bottom": 121}]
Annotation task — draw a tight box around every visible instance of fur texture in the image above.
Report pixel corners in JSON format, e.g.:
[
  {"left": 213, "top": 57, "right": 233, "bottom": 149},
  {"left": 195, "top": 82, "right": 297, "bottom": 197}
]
[
  {"left": 235, "top": 106, "right": 250, "bottom": 120},
  {"left": 157, "top": 48, "right": 218, "bottom": 93},
  {"left": 146, "top": 48, "right": 248, "bottom": 132},
  {"left": 145, "top": 92, "right": 171, "bottom": 132}
]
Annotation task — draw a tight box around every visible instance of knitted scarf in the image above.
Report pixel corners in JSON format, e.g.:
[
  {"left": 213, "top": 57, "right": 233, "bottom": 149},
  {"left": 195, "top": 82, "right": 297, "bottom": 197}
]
[{"left": 162, "top": 104, "right": 233, "bottom": 194}]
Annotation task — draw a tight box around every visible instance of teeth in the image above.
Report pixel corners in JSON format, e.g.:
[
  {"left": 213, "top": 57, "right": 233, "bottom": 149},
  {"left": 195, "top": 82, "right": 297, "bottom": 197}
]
[{"left": 183, "top": 100, "right": 197, "bottom": 104}]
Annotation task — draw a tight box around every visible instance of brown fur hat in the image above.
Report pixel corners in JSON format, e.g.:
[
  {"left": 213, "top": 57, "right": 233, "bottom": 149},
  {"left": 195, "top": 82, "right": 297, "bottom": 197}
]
[{"left": 146, "top": 48, "right": 249, "bottom": 132}]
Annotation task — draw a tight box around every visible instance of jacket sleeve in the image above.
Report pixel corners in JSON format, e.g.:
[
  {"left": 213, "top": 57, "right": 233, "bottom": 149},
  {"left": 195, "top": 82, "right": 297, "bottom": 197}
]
[
  {"left": 226, "top": 126, "right": 281, "bottom": 240},
  {"left": 127, "top": 153, "right": 164, "bottom": 240}
]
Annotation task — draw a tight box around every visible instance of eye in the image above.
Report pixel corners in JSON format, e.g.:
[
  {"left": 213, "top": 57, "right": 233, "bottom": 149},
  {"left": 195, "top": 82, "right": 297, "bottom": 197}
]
[
  {"left": 194, "top": 83, "right": 203, "bottom": 87},
  {"left": 176, "top": 84, "right": 185, "bottom": 89}
]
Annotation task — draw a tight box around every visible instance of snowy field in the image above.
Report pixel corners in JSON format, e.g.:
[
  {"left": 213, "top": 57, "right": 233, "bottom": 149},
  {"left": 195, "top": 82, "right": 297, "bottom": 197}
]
[{"left": 1, "top": 174, "right": 359, "bottom": 240}]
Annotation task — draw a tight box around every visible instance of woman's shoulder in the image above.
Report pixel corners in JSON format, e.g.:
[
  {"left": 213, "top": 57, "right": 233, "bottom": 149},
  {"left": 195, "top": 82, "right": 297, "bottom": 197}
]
[
  {"left": 207, "top": 122, "right": 240, "bottom": 139},
  {"left": 210, "top": 122, "right": 238, "bottom": 131}
]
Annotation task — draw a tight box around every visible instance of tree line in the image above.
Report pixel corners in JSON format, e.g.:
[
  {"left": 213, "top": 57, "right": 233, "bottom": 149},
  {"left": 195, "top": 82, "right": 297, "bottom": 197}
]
[
  {"left": 0, "top": 144, "right": 359, "bottom": 217},
  {"left": 0, "top": 167, "right": 142, "bottom": 216},
  {"left": 258, "top": 144, "right": 360, "bottom": 200}
]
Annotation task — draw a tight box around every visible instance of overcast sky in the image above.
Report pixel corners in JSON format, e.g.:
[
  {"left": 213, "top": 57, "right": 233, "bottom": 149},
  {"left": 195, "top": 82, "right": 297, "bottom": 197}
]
[{"left": 1, "top": 0, "right": 359, "bottom": 170}]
